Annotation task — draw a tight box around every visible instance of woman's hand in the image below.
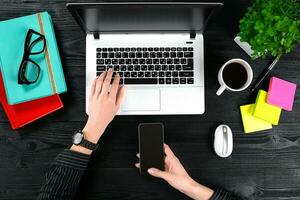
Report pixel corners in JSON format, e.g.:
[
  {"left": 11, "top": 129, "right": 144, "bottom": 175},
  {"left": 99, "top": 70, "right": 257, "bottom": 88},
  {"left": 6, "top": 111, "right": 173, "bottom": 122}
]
[
  {"left": 71, "top": 69, "right": 126, "bottom": 155},
  {"left": 135, "top": 144, "right": 214, "bottom": 200}
]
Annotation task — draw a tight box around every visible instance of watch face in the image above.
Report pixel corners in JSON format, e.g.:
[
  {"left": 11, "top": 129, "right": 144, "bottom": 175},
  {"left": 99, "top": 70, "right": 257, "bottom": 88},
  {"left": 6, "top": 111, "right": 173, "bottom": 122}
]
[{"left": 73, "top": 132, "right": 83, "bottom": 145}]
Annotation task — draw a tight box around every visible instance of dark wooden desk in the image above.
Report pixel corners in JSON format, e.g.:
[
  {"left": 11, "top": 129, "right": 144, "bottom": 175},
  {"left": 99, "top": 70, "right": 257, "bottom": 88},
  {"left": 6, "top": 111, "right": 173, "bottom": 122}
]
[{"left": 0, "top": 1, "right": 299, "bottom": 199}]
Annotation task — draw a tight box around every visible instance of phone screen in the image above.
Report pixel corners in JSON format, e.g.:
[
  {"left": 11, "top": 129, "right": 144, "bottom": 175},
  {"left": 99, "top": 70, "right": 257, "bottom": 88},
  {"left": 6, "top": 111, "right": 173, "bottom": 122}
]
[{"left": 138, "top": 123, "right": 164, "bottom": 175}]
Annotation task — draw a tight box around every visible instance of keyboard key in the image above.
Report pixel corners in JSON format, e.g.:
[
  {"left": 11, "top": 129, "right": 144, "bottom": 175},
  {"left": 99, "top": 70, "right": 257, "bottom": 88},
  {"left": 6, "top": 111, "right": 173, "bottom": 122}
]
[
  {"left": 102, "top": 48, "right": 107, "bottom": 51},
  {"left": 179, "top": 71, "right": 194, "bottom": 77},
  {"left": 164, "top": 52, "right": 170, "bottom": 58},
  {"left": 177, "top": 52, "right": 183, "bottom": 57},
  {"left": 180, "top": 59, "right": 187, "bottom": 64},
  {"left": 187, "top": 78, "right": 194, "bottom": 84},
  {"left": 159, "top": 72, "right": 165, "bottom": 77},
  {"left": 142, "top": 47, "right": 147, "bottom": 51},
  {"left": 153, "top": 59, "right": 159, "bottom": 64},
  {"left": 159, "top": 47, "right": 165, "bottom": 51},
  {"left": 124, "top": 78, "right": 157, "bottom": 84},
  {"left": 166, "top": 78, "right": 171, "bottom": 84},
  {"left": 120, "top": 48, "right": 125, "bottom": 51},
  {"left": 159, "top": 78, "right": 165, "bottom": 84},
  {"left": 180, "top": 78, "right": 186, "bottom": 84},
  {"left": 168, "top": 65, "right": 175, "bottom": 71},
  {"left": 139, "top": 59, "right": 146, "bottom": 64},
  {"left": 171, "top": 47, "right": 176, "bottom": 51},
  {"left": 152, "top": 72, "right": 158, "bottom": 77},
  {"left": 126, "top": 59, "right": 132, "bottom": 64},
  {"left": 97, "top": 65, "right": 106, "bottom": 71},
  {"left": 115, "top": 52, "right": 121, "bottom": 58},
  {"left": 148, "top": 47, "right": 153, "bottom": 51},
  {"left": 160, "top": 59, "right": 166, "bottom": 64},
  {"left": 154, "top": 47, "right": 159, "bottom": 51},
  {"left": 175, "top": 65, "right": 182, "bottom": 70},
  {"left": 131, "top": 72, "right": 137, "bottom": 77},
  {"left": 124, "top": 72, "right": 130, "bottom": 77},
  {"left": 118, "top": 72, "right": 124, "bottom": 77},
  {"left": 177, "top": 47, "right": 182, "bottom": 51},
  {"left": 97, "top": 59, "right": 104, "bottom": 64},
  {"left": 108, "top": 48, "right": 113, "bottom": 51},
  {"left": 167, "top": 59, "right": 173, "bottom": 64},
  {"left": 172, "top": 71, "right": 179, "bottom": 77},
  {"left": 97, "top": 48, "right": 101, "bottom": 52},
  {"left": 134, "top": 65, "right": 141, "bottom": 71},
  {"left": 138, "top": 72, "right": 145, "bottom": 77},
  {"left": 155, "top": 65, "right": 161, "bottom": 71},
  {"left": 173, "top": 78, "right": 179, "bottom": 84},
  {"left": 133, "top": 59, "right": 139, "bottom": 64},
  {"left": 148, "top": 65, "right": 154, "bottom": 71},
  {"left": 183, "top": 47, "right": 187, "bottom": 51},
  {"left": 157, "top": 52, "right": 163, "bottom": 58},
  {"left": 141, "top": 65, "right": 147, "bottom": 71},
  {"left": 183, "top": 65, "right": 193, "bottom": 70},
  {"left": 105, "top": 59, "right": 111, "bottom": 64},
  {"left": 166, "top": 47, "right": 171, "bottom": 51},
  {"left": 184, "top": 52, "right": 193, "bottom": 57},
  {"left": 96, "top": 53, "right": 101, "bottom": 58},
  {"left": 102, "top": 53, "right": 108, "bottom": 58},
  {"left": 174, "top": 59, "right": 180, "bottom": 64},
  {"left": 166, "top": 72, "right": 172, "bottom": 77},
  {"left": 127, "top": 65, "right": 134, "bottom": 71},
  {"left": 143, "top": 52, "right": 149, "bottom": 58},
  {"left": 97, "top": 72, "right": 102, "bottom": 76},
  {"left": 125, "top": 48, "right": 130, "bottom": 51},
  {"left": 171, "top": 52, "right": 176, "bottom": 57},
  {"left": 107, "top": 65, "right": 113, "bottom": 69},
  {"left": 129, "top": 52, "right": 135, "bottom": 58},
  {"left": 121, "top": 65, "right": 126, "bottom": 71},
  {"left": 122, "top": 52, "right": 128, "bottom": 58},
  {"left": 145, "top": 72, "right": 151, "bottom": 77},
  {"left": 162, "top": 65, "right": 167, "bottom": 71},
  {"left": 113, "top": 48, "right": 119, "bottom": 51},
  {"left": 136, "top": 52, "right": 142, "bottom": 58},
  {"left": 146, "top": 59, "right": 152, "bottom": 64},
  {"left": 188, "top": 47, "right": 194, "bottom": 51},
  {"left": 113, "top": 65, "right": 120, "bottom": 71},
  {"left": 137, "top": 48, "right": 142, "bottom": 51},
  {"left": 150, "top": 52, "right": 156, "bottom": 58},
  {"left": 131, "top": 48, "right": 136, "bottom": 51},
  {"left": 112, "top": 59, "right": 118, "bottom": 64}
]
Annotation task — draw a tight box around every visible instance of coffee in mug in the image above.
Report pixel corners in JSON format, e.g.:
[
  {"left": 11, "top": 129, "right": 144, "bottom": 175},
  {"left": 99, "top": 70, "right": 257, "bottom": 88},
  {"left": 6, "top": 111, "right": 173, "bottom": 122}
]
[{"left": 216, "top": 58, "right": 253, "bottom": 96}]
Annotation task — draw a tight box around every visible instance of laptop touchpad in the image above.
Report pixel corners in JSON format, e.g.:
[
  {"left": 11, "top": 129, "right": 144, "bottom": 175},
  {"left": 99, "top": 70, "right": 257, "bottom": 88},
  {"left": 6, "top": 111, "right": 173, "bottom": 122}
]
[{"left": 121, "top": 89, "right": 161, "bottom": 111}]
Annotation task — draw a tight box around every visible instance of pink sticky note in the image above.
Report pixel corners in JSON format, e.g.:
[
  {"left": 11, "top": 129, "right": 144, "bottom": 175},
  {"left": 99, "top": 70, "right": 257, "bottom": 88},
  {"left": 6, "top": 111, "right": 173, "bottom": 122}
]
[{"left": 267, "top": 77, "right": 297, "bottom": 111}]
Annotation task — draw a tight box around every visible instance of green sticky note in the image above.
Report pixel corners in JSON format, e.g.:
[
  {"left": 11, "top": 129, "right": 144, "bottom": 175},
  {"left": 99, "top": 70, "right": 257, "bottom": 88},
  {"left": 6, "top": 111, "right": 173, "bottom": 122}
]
[
  {"left": 253, "top": 90, "right": 282, "bottom": 125},
  {"left": 240, "top": 104, "right": 272, "bottom": 133}
]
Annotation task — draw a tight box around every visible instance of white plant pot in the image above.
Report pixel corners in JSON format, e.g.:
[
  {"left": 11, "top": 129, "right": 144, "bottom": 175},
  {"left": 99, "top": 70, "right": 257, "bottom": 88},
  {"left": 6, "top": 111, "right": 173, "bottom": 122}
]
[{"left": 234, "top": 36, "right": 256, "bottom": 58}]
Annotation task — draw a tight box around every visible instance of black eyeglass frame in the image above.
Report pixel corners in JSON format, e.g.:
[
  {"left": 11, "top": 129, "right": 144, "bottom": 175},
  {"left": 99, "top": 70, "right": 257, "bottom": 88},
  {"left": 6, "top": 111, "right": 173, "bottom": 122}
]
[{"left": 18, "top": 29, "right": 46, "bottom": 85}]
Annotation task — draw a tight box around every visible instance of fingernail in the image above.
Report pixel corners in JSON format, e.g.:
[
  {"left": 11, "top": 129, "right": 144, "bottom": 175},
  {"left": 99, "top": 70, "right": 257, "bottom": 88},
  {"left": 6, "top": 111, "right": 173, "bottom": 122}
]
[
  {"left": 108, "top": 68, "right": 113, "bottom": 72},
  {"left": 148, "top": 169, "right": 154, "bottom": 174}
]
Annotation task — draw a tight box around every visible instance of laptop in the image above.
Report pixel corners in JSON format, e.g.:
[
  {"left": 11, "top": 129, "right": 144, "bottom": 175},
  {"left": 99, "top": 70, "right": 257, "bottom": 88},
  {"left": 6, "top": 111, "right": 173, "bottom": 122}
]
[{"left": 67, "top": 2, "right": 222, "bottom": 115}]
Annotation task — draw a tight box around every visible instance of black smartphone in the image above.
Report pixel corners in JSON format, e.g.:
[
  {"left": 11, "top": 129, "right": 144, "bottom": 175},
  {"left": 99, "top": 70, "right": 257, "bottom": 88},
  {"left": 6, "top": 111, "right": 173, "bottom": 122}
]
[{"left": 138, "top": 123, "right": 164, "bottom": 175}]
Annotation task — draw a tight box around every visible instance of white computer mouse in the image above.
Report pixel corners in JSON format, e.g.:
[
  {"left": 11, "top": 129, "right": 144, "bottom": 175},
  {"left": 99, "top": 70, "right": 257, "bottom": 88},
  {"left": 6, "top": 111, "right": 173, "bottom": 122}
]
[{"left": 213, "top": 124, "right": 233, "bottom": 158}]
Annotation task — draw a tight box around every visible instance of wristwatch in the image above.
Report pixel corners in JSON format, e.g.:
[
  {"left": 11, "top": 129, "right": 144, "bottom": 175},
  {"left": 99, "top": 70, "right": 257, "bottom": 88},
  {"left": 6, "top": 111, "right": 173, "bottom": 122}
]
[{"left": 72, "top": 130, "right": 99, "bottom": 151}]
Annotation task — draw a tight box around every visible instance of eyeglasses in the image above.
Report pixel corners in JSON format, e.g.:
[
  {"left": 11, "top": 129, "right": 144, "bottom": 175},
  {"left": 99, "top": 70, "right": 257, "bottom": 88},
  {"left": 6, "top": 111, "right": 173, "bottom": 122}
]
[{"left": 18, "top": 29, "right": 46, "bottom": 85}]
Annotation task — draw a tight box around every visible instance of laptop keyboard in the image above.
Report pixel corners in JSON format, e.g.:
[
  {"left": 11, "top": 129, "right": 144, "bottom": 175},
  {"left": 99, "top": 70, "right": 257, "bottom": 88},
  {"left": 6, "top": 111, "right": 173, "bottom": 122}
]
[{"left": 96, "top": 47, "right": 194, "bottom": 85}]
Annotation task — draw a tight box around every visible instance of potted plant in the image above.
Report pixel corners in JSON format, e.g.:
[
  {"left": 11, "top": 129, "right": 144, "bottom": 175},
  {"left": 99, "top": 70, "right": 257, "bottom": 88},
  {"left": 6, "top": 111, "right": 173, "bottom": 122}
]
[{"left": 235, "top": 0, "right": 300, "bottom": 62}]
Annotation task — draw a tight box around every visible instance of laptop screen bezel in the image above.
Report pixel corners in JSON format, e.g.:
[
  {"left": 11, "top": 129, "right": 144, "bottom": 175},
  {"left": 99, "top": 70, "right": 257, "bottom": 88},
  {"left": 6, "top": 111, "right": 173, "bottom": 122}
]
[{"left": 66, "top": 2, "right": 223, "bottom": 34}]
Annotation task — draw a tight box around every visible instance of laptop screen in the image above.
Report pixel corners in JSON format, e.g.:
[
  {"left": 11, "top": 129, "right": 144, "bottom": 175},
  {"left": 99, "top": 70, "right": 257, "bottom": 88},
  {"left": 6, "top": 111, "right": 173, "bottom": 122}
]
[{"left": 67, "top": 3, "right": 222, "bottom": 33}]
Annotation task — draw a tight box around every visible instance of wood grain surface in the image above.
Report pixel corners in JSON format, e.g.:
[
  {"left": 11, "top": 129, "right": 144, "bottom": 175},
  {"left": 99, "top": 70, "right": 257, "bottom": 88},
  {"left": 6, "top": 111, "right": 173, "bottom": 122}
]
[{"left": 0, "top": 0, "right": 299, "bottom": 199}]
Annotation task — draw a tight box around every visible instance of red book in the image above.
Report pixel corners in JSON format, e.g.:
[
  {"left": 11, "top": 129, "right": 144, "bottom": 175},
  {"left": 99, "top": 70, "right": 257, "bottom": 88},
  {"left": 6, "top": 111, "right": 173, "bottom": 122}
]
[{"left": 0, "top": 72, "right": 63, "bottom": 129}]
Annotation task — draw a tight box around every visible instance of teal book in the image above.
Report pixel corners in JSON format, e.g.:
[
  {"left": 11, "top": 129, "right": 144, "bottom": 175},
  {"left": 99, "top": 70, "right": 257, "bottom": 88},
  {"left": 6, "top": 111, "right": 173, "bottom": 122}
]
[{"left": 0, "top": 12, "right": 67, "bottom": 105}]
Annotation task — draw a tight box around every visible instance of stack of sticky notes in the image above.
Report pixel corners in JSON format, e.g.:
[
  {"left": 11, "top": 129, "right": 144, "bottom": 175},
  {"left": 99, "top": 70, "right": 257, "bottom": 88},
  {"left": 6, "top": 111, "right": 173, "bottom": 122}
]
[{"left": 240, "top": 77, "right": 297, "bottom": 133}]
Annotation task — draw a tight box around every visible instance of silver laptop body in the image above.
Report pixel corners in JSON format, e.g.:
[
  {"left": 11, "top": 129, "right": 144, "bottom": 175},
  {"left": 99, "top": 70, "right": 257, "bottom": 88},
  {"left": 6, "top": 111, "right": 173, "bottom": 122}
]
[{"left": 67, "top": 2, "right": 222, "bottom": 115}]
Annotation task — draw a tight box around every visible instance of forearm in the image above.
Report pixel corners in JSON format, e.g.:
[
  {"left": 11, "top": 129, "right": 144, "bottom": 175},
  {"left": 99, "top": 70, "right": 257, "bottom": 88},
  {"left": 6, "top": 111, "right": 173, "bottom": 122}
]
[{"left": 37, "top": 149, "right": 91, "bottom": 200}]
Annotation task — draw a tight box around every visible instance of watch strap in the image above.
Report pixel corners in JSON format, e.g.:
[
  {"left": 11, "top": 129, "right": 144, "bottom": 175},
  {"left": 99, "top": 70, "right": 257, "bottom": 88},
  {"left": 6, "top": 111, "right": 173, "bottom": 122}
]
[{"left": 80, "top": 139, "right": 99, "bottom": 151}]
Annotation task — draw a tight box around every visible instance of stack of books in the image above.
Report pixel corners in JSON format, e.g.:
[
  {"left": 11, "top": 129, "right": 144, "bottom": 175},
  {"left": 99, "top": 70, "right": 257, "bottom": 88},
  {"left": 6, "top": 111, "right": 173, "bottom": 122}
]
[
  {"left": 0, "top": 12, "right": 67, "bottom": 129},
  {"left": 240, "top": 76, "right": 297, "bottom": 133}
]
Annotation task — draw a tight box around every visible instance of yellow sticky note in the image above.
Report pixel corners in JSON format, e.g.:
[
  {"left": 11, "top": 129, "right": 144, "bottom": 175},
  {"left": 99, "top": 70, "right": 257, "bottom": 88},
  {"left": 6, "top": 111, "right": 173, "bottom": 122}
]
[
  {"left": 240, "top": 104, "right": 272, "bottom": 133},
  {"left": 253, "top": 90, "right": 281, "bottom": 125}
]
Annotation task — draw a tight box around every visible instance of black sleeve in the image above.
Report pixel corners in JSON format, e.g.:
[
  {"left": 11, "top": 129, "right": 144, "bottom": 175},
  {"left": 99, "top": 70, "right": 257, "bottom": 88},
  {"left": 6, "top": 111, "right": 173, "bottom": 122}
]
[
  {"left": 37, "top": 149, "right": 91, "bottom": 200},
  {"left": 210, "top": 187, "right": 245, "bottom": 200}
]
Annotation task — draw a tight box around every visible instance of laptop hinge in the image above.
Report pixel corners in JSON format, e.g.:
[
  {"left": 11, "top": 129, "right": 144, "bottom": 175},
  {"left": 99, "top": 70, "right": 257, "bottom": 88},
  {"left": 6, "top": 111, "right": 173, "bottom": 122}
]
[
  {"left": 93, "top": 33, "right": 100, "bottom": 40},
  {"left": 190, "top": 31, "right": 196, "bottom": 40}
]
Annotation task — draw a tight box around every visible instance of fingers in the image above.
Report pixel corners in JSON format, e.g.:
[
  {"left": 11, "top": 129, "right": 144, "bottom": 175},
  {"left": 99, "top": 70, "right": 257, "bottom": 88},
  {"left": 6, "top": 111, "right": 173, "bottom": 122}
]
[
  {"left": 109, "top": 72, "right": 120, "bottom": 98},
  {"left": 164, "top": 144, "right": 176, "bottom": 158},
  {"left": 95, "top": 72, "right": 106, "bottom": 95},
  {"left": 148, "top": 168, "right": 170, "bottom": 182},
  {"left": 116, "top": 85, "right": 126, "bottom": 107},
  {"left": 100, "top": 68, "right": 113, "bottom": 95},
  {"left": 135, "top": 163, "right": 140, "bottom": 168}
]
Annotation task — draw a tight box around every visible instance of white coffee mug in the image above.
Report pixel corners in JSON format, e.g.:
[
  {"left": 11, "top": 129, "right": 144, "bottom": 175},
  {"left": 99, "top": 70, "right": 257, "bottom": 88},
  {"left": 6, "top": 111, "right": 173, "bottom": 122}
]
[{"left": 216, "top": 58, "right": 253, "bottom": 96}]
